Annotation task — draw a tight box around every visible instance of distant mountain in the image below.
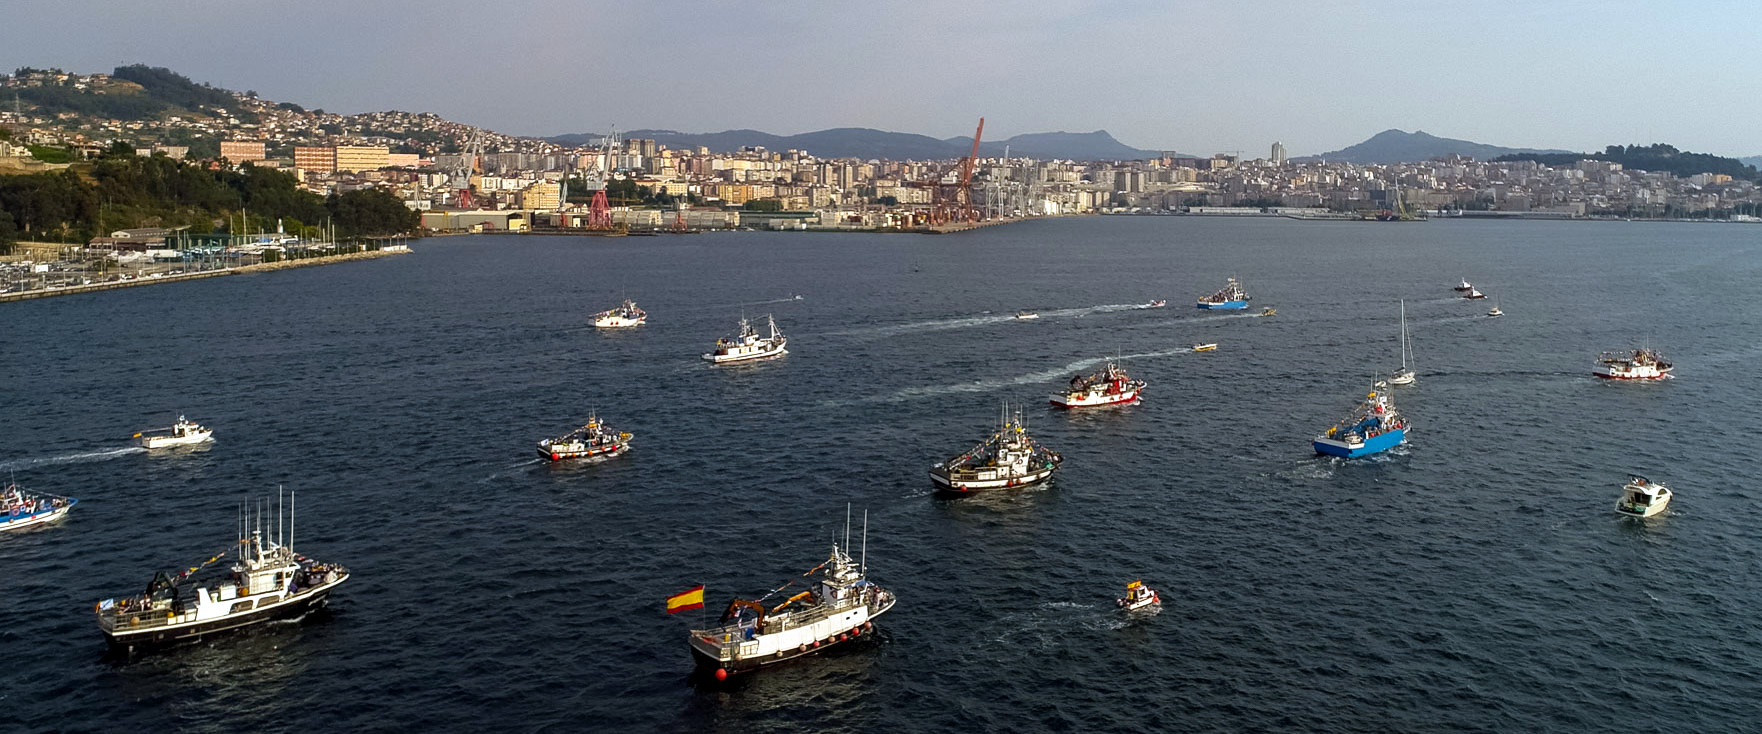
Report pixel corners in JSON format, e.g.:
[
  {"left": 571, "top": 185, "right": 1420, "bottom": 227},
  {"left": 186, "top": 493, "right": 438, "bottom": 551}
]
[
  {"left": 1297, "top": 129, "right": 1574, "bottom": 164},
  {"left": 547, "top": 127, "right": 1163, "bottom": 161},
  {"left": 1741, "top": 155, "right": 1762, "bottom": 169}
]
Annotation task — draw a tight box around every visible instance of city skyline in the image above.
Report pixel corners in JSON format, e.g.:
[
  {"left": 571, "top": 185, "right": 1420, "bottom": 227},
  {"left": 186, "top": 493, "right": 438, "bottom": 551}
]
[{"left": 2, "top": 0, "right": 1759, "bottom": 157}]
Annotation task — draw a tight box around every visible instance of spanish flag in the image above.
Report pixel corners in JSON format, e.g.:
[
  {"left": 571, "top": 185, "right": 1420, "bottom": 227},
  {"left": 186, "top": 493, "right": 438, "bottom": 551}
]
[{"left": 666, "top": 585, "right": 705, "bottom": 614}]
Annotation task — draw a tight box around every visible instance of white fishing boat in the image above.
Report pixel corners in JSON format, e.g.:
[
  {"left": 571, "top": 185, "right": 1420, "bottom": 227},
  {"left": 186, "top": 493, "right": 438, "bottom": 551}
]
[
  {"left": 1117, "top": 580, "right": 1160, "bottom": 611},
  {"left": 1615, "top": 475, "right": 1672, "bottom": 518},
  {"left": 95, "top": 490, "right": 349, "bottom": 653},
  {"left": 537, "top": 412, "right": 632, "bottom": 461},
  {"left": 1, "top": 479, "right": 77, "bottom": 533},
  {"left": 703, "top": 315, "right": 787, "bottom": 364},
  {"left": 686, "top": 509, "right": 895, "bottom": 680},
  {"left": 1390, "top": 300, "right": 1416, "bottom": 386},
  {"left": 136, "top": 415, "right": 213, "bottom": 449},
  {"left": 1594, "top": 346, "right": 1672, "bottom": 380},
  {"left": 930, "top": 406, "right": 1062, "bottom": 492},
  {"left": 1050, "top": 359, "right": 1145, "bottom": 408},
  {"left": 1462, "top": 288, "right": 1487, "bottom": 300},
  {"left": 593, "top": 299, "right": 647, "bottom": 328},
  {"left": 1454, "top": 278, "right": 1474, "bottom": 292}
]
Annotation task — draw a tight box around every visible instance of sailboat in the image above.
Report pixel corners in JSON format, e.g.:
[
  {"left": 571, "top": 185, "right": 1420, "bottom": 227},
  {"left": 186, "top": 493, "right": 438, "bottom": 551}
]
[{"left": 1389, "top": 300, "right": 1415, "bottom": 386}]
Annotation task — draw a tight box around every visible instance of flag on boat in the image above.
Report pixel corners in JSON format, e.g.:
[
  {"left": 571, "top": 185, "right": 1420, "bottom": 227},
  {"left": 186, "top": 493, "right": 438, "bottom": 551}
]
[
  {"left": 1127, "top": 580, "right": 1142, "bottom": 590},
  {"left": 666, "top": 585, "right": 705, "bottom": 614}
]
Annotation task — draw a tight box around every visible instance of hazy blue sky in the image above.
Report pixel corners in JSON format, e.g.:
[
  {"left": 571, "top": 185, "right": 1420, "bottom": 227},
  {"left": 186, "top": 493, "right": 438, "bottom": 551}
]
[{"left": 4, "top": 0, "right": 1758, "bottom": 156}]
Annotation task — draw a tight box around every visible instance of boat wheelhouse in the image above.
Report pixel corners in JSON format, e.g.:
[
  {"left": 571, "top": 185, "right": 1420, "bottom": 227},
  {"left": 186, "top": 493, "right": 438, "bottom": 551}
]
[
  {"left": 1594, "top": 347, "right": 1672, "bottom": 380},
  {"left": 687, "top": 511, "right": 895, "bottom": 679},
  {"left": 593, "top": 299, "right": 647, "bottom": 328},
  {"left": 537, "top": 412, "right": 632, "bottom": 461},
  {"left": 703, "top": 315, "right": 787, "bottom": 364},
  {"left": 930, "top": 406, "right": 1062, "bottom": 492},
  {"left": 1, "top": 479, "right": 76, "bottom": 533},
  {"left": 95, "top": 491, "right": 348, "bottom": 652},
  {"left": 1312, "top": 383, "right": 1409, "bottom": 458},
  {"left": 136, "top": 415, "right": 213, "bottom": 449},
  {"left": 1197, "top": 277, "right": 1250, "bottom": 309},
  {"left": 1615, "top": 476, "right": 1672, "bottom": 518},
  {"left": 1050, "top": 359, "right": 1145, "bottom": 408}
]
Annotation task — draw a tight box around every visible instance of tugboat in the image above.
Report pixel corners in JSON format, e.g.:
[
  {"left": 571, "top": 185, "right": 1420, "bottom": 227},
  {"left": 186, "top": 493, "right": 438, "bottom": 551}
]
[
  {"left": 593, "top": 299, "right": 647, "bottom": 328},
  {"left": 136, "top": 415, "right": 213, "bottom": 449},
  {"left": 1462, "top": 288, "right": 1487, "bottom": 300},
  {"left": 1, "top": 478, "right": 76, "bottom": 533},
  {"left": 1197, "top": 277, "right": 1251, "bottom": 309},
  {"left": 1014, "top": 310, "right": 1039, "bottom": 320},
  {"left": 1050, "top": 359, "right": 1145, "bottom": 408},
  {"left": 95, "top": 491, "right": 348, "bottom": 652},
  {"left": 929, "top": 406, "right": 1063, "bottom": 492},
  {"left": 1594, "top": 346, "right": 1672, "bottom": 380},
  {"left": 1389, "top": 300, "right": 1416, "bottom": 386},
  {"left": 1117, "top": 580, "right": 1160, "bottom": 611},
  {"left": 703, "top": 315, "right": 787, "bottom": 364},
  {"left": 1454, "top": 278, "right": 1474, "bottom": 292},
  {"left": 1615, "top": 475, "right": 1673, "bottom": 518},
  {"left": 537, "top": 412, "right": 632, "bottom": 461},
  {"left": 1312, "top": 382, "right": 1409, "bottom": 458},
  {"left": 685, "top": 511, "right": 895, "bottom": 681}
]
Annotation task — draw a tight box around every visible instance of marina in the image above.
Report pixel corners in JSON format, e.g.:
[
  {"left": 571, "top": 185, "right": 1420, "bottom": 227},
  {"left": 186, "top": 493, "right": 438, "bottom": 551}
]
[{"left": 4, "top": 218, "right": 1755, "bottom": 732}]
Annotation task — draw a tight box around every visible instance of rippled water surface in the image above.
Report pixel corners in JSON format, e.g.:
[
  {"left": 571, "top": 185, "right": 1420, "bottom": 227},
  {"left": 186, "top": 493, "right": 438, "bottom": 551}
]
[{"left": 4, "top": 217, "right": 1761, "bottom": 732}]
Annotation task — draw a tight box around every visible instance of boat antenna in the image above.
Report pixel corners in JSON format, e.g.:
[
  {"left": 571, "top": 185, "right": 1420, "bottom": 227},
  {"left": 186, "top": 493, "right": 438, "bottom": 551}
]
[
  {"left": 278, "top": 485, "right": 284, "bottom": 548},
  {"left": 860, "top": 509, "right": 868, "bottom": 576},
  {"left": 290, "top": 488, "right": 295, "bottom": 554}
]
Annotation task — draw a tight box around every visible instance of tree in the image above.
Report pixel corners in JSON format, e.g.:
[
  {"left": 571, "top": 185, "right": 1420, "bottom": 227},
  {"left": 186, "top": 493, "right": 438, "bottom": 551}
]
[
  {"left": 326, "top": 188, "right": 418, "bottom": 237},
  {"left": 877, "top": 195, "right": 899, "bottom": 207},
  {"left": 0, "top": 211, "right": 18, "bottom": 255}
]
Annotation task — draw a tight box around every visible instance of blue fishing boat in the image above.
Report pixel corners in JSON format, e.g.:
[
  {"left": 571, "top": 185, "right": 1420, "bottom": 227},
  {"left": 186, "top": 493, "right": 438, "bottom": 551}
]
[
  {"left": 1196, "top": 278, "right": 1250, "bottom": 309},
  {"left": 2, "top": 479, "right": 77, "bottom": 533},
  {"left": 1312, "top": 383, "right": 1409, "bottom": 458}
]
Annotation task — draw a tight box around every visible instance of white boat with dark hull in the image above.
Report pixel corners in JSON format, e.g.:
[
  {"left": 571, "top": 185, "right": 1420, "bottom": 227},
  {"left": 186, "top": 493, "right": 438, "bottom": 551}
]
[
  {"left": 1454, "top": 279, "right": 1474, "bottom": 292},
  {"left": 1595, "top": 346, "right": 1672, "bottom": 380},
  {"left": 95, "top": 492, "right": 348, "bottom": 652},
  {"left": 929, "top": 407, "right": 1062, "bottom": 492},
  {"left": 1462, "top": 288, "right": 1487, "bottom": 300},
  {"left": 1616, "top": 475, "right": 1672, "bottom": 518},
  {"left": 688, "top": 513, "right": 895, "bottom": 680},
  {"left": 537, "top": 412, "right": 632, "bottom": 461},
  {"left": 136, "top": 415, "right": 212, "bottom": 449},
  {"left": 1050, "top": 359, "right": 1145, "bottom": 408},
  {"left": 593, "top": 299, "right": 647, "bottom": 328},
  {"left": 1117, "top": 580, "right": 1160, "bottom": 612},
  {"left": 703, "top": 315, "right": 787, "bottom": 364},
  {"left": 1, "top": 479, "right": 77, "bottom": 533}
]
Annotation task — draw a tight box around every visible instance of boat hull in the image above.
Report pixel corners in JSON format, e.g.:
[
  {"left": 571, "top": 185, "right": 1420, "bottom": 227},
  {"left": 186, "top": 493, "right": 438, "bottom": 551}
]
[
  {"left": 929, "top": 465, "right": 1057, "bottom": 492},
  {"left": 1313, "top": 428, "right": 1406, "bottom": 458},
  {"left": 593, "top": 316, "right": 645, "bottom": 328},
  {"left": 538, "top": 442, "right": 630, "bottom": 461},
  {"left": 1616, "top": 499, "right": 1669, "bottom": 518},
  {"left": 0, "top": 503, "right": 74, "bottom": 532},
  {"left": 689, "top": 597, "right": 894, "bottom": 675},
  {"left": 1196, "top": 300, "right": 1248, "bottom": 310},
  {"left": 703, "top": 341, "right": 788, "bottom": 364},
  {"left": 101, "top": 585, "right": 341, "bottom": 651},
  {"left": 1050, "top": 388, "right": 1142, "bottom": 408},
  {"left": 139, "top": 432, "right": 212, "bottom": 449},
  {"left": 1593, "top": 366, "right": 1672, "bottom": 380}
]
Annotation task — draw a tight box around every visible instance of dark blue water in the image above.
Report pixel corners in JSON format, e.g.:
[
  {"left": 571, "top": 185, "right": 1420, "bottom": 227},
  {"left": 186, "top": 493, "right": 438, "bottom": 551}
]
[{"left": 4, "top": 218, "right": 1761, "bottom": 732}]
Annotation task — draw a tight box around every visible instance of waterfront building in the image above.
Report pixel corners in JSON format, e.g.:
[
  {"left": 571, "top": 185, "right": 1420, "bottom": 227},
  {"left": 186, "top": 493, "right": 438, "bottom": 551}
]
[{"left": 335, "top": 145, "right": 390, "bottom": 172}]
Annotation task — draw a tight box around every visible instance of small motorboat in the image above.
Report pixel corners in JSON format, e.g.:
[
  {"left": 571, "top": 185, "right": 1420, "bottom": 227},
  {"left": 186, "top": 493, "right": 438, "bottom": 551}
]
[
  {"left": 1117, "top": 580, "right": 1160, "bottom": 611},
  {"left": 1192, "top": 343, "right": 1218, "bottom": 352},
  {"left": 1462, "top": 288, "right": 1487, "bottom": 300},
  {"left": 1487, "top": 305, "right": 1503, "bottom": 317},
  {"left": 1261, "top": 307, "right": 1276, "bottom": 316},
  {"left": 1454, "top": 278, "right": 1474, "bottom": 292},
  {"left": 1146, "top": 300, "right": 1167, "bottom": 308},
  {"left": 791, "top": 294, "right": 804, "bottom": 301},
  {"left": 1616, "top": 475, "right": 1672, "bottom": 518},
  {"left": 136, "top": 415, "right": 213, "bottom": 449},
  {"left": 1014, "top": 311, "right": 1039, "bottom": 320}
]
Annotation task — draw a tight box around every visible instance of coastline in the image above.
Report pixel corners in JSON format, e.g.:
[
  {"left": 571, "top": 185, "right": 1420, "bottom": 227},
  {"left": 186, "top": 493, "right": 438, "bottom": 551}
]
[{"left": 0, "top": 247, "right": 411, "bottom": 304}]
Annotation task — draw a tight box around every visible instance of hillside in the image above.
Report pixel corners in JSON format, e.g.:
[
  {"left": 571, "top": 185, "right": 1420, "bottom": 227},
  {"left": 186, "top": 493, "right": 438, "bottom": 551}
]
[
  {"left": 1742, "top": 155, "right": 1762, "bottom": 169},
  {"left": 548, "top": 127, "right": 1163, "bottom": 161},
  {"left": 1494, "top": 144, "right": 1760, "bottom": 181},
  {"left": 1297, "top": 129, "right": 1572, "bottom": 164}
]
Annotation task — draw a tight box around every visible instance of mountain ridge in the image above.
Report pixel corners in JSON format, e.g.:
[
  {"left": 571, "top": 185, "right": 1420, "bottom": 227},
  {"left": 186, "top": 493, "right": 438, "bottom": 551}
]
[{"left": 1297, "top": 129, "right": 1574, "bottom": 164}]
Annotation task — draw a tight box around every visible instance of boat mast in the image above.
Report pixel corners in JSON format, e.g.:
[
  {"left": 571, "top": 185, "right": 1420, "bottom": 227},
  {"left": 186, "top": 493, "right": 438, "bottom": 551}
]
[{"left": 860, "top": 509, "right": 868, "bottom": 576}]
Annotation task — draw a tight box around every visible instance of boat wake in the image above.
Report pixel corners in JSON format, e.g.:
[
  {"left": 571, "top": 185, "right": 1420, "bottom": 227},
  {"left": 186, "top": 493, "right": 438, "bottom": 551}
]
[
  {"left": 841, "top": 347, "right": 1191, "bottom": 405},
  {"left": 827, "top": 303, "right": 1147, "bottom": 339},
  {"left": 0, "top": 446, "right": 145, "bottom": 471},
  {"left": 478, "top": 457, "right": 546, "bottom": 483}
]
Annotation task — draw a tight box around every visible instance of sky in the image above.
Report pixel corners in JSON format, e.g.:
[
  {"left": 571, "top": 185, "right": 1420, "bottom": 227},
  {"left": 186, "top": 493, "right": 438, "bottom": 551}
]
[{"left": 3, "top": 0, "right": 1759, "bottom": 157}]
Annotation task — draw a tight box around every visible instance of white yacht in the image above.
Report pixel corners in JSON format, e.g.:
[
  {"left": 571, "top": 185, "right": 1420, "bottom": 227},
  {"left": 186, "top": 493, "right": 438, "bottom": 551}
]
[
  {"left": 687, "top": 510, "right": 895, "bottom": 680},
  {"left": 136, "top": 415, "right": 213, "bottom": 449},
  {"left": 1615, "top": 476, "right": 1672, "bottom": 518},
  {"left": 703, "top": 315, "right": 787, "bottom": 364},
  {"left": 1390, "top": 299, "right": 1416, "bottom": 386},
  {"left": 95, "top": 491, "right": 348, "bottom": 652}
]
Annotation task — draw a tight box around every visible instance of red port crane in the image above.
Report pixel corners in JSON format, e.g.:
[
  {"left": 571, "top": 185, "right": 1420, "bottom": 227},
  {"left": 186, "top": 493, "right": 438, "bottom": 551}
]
[{"left": 956, "top": 117, "right": 984, "bottom": 222}]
